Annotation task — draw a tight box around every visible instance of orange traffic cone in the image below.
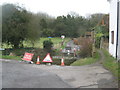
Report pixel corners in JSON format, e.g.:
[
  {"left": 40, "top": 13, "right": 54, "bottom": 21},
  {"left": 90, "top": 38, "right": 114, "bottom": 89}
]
[
  {"left": 36, "top": 56, "right": 40, "bottom": 65},
  {"left": 61, "top": 58, "right": 65, "bottom": 66}
]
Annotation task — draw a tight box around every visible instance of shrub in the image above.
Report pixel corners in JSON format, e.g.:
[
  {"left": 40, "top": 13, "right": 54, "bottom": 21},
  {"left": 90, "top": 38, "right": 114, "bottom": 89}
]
[
  {"left": 29, "top": 48, "right": 76, "bottom": 65},
  {"left": 30, "top": 48, "right": 48, "bottom": 63},
  {"left": 78, "top": 38, "right": 93, "bottom": 58},
  {"left": 2, "top": 47, "right": 76, "bottom": 65},
  {"left": 43, "top": 39, "right": 53, "bottom": 53},
  {"left": 71, "top": 50, "right": 100, "bottom": 66},
  {"left": 95, "top": 37, "right": 101, "bottom": 48},
  {"left": 2, "top": 47, "right": 34, "bottom": 56},
  {"left": 30, "top": 48, "right": 56, "bottom": 63}
]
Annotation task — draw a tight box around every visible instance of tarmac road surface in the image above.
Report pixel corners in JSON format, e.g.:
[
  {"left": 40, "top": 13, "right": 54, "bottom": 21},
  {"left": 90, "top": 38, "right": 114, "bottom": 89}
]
[
  {"left": 32, "top": 64, "right": 118, "bottom": 88},
  {"left": 1, "top": 59, "right": 71, "bottom": 88},
  {"left": 1, "top": 59, "right": 119, "bottom": 88}
]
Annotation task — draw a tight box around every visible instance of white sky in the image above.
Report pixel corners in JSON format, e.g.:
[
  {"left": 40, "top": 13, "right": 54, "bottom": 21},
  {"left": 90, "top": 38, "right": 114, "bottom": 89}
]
[{"left": 0, "top": 0, "right": 110, "bottom": 17}]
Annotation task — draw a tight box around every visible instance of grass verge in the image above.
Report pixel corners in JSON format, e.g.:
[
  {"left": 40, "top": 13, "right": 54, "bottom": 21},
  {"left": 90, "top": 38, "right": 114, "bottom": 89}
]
[
  {"left": 71, "top": 50, "right": 100, "bottom": 66},
  {"left": 102, "top": 49, "right": 119, "bottom": 80},
  {"left": 1, "top": 55, "right": 21, "bottom": 60}
]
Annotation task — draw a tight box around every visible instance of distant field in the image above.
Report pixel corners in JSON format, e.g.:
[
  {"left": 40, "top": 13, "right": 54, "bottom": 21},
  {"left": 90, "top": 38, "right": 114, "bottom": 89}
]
[{"left": 2, "top": 37, "right": 70, "bottom": 49}]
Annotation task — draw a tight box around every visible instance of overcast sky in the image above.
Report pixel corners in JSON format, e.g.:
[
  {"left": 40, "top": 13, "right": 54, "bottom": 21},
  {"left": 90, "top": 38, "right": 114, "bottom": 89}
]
[{"left": 1, "top": 0, "right": 110, "bottom": 17}]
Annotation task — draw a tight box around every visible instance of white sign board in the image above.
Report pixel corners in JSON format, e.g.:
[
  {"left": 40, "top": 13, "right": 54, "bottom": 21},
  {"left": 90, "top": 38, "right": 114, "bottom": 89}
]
[
  {"left": 42, "top": 53, "right": 53, "bottom": 62},
  {"left": 61, "top": 35, "right": 65, "bottom": 39}
]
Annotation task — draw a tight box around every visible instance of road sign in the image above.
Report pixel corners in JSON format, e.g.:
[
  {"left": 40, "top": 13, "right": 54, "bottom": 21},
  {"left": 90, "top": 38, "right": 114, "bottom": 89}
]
[
  {"left": 22, "top": 52, "right": 34, "bottom": 61},
  {"left": 61, "top": 35, "right": 65, "bottom": 39},
  {"left": 42, "top": 53, "right": 53, "bottom": 62}
]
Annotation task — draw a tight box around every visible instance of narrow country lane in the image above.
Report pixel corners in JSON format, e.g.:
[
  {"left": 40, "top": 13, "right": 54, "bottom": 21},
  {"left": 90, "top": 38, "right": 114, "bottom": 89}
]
[
  {"left": 32, "top": 64, "right": 118, "bottom": 88},
  {"left": 1, "top": 59, "right": 71, "bottom": 88},
  {"left": 1, "top": 49, "right": 118, "bottom": 89},
  {"left": 31, "top": 50, "right": 118, "bottom": 88}
]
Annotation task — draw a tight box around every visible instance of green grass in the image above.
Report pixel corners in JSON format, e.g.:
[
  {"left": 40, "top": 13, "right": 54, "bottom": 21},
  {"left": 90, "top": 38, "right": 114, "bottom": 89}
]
[
  {"left": 1, "top": 55, "right": 21, "bottom": 60},
  {"left": 2, "top": 37, "right": 70, "bottom": 50},
  {"left": 102, "top": 49, "right": 119, "bottom": 79},
  {"left": 71, "top": 50, "right": 100, "bottom": 66},
  {"left": 71, "top": 49, "right": 119, "bottom": 80},
  {"left": 1, "top": 37, "right": 70, "bottom": 61}
]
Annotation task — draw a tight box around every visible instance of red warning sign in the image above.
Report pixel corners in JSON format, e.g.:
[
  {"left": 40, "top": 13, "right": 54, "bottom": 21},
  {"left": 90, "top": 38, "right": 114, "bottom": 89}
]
[
  {"left": 42, "top": 53, "right": 53, "bottom": 62},
  {"left": 22, "top": 52, "right": 34, "bottom": 61}
]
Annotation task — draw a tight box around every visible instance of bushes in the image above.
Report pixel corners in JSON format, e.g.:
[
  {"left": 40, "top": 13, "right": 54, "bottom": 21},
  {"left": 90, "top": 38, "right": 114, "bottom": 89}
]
[
  {"left": 95, "top": 37, "right": 101, "bottom": 48},
  {"left": 30, "top": 48, "right": 76, "bottom": 65},
  {"left": 71, "top": 50, "right": 100, "bottom": 66},
  {"left": 30, "top": 48, "right": 48, "bottom": 63},
  {"left": 73, "top": 37, "right": 93, "bottom": 58},
  {"left": 2, "top": 47, "right": 76, "bottom": 65},
  {"left": 78, "top": 38, "right": 93, "bottom": 58},
  {"left": 2, "top": 47, "right": 35, "bottom": 56},
  {"left": 43, "top": 39, "right": 53, "bottom": 53}
]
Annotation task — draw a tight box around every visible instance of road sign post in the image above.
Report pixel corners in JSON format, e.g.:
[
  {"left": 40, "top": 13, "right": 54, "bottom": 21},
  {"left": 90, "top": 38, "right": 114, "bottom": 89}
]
[{"left": 61, "top": 35, "right": 65, "bottom": 46}]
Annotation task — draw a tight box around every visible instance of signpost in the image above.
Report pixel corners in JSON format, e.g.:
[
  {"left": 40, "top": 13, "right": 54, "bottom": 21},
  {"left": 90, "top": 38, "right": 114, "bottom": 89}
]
[
  {"left": 61, "top": 35, "right": 65, "bottom": 46},
  {"left": 61, "top": 35, "right": 65, "bottom": 39},
  {"left": 73, "top": 47, "right": 76, "bottom": 57}
]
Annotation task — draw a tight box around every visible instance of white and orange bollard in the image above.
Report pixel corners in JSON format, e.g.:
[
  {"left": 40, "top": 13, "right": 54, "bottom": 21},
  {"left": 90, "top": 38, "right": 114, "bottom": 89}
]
[
  {"left": 36, "top": 56, "right": 40, "bottom": 65},
  {"left": 61, "top": 58, "right": 65, "bottom": 66}
]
